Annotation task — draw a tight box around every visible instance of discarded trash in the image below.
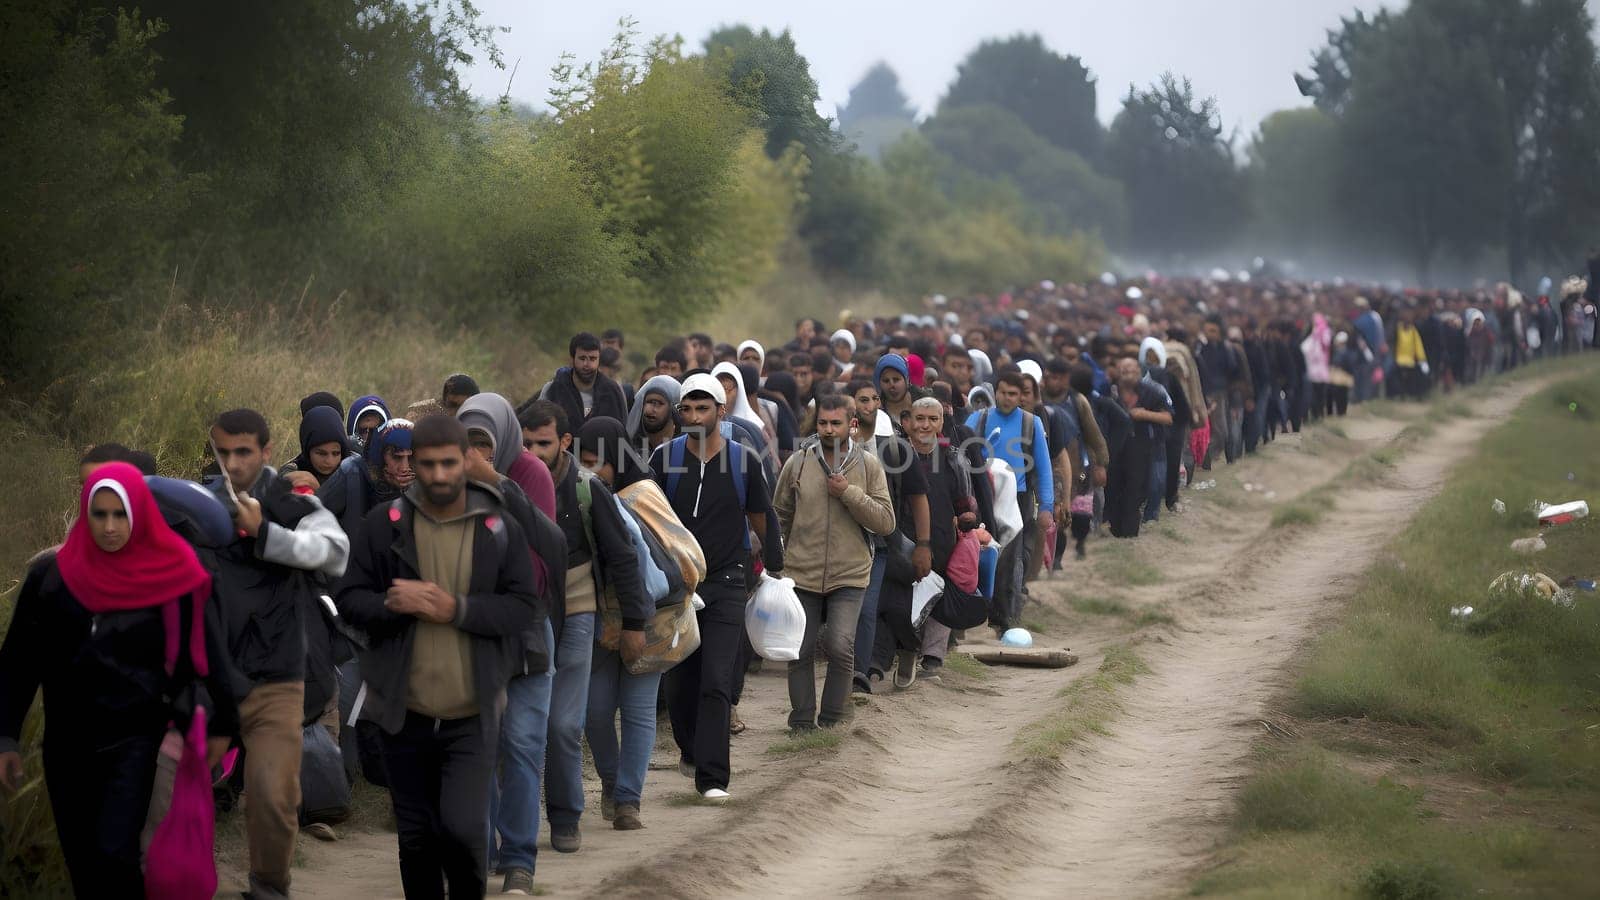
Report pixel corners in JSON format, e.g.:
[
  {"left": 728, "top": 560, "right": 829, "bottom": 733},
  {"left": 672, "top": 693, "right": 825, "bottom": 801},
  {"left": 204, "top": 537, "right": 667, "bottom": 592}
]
[
  {"left": 1191, "top": 479, "right": 1218, "bottom": 491},
  {"left": 1449, "top": 605, "right": 1474, "bottom": 619},
  {"left": 1000, "top": 628, "right": 1034, "bottom": 648},
  {"left": 1263, "top": 491, "right": 1277, "bottom": 500},
  {"left": 1509, "top": 535, "right": 1547, "bottom": 555},
  {"left": 1537, "top": 500, "right": 1588, "bottom": 526},
  {"left": 1489, "top": 571, "right": 1570, "bottom": 606},
  {"left": 1491, "top": 498, "right": 1506, "bottom": 515},
  {"left": 1560, "top": 577, "right": 1597, "bottom": 592},
  {"left": 1243, "top": 483, "right": 1255, "bottom": 492}
]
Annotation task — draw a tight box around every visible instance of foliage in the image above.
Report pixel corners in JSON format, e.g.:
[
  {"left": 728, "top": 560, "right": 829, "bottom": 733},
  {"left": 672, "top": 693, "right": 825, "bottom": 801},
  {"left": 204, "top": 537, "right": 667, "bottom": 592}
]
[
  {"left": 0, "top": 2, "right": 190, "bottom": 387},
  {"left": 838, "top": 62, "right": 916, "bottom": 161},
  {"left": 921, "top": 104, "right": 1127, "bottom": 241},
  {"left": 941, "top": 34, "right": 1102, "bottom": 164},
  {"left": 1106, "top": 74, "right": 1246, "bottom": 260},
  {"left": 1247, "top": 108, "right": 1344, "bottom": 258}
]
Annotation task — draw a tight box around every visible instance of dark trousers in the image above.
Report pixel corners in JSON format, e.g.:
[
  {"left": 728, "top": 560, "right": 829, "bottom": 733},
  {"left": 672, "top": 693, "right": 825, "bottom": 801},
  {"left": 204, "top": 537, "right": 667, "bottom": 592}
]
[
  {"left": 871, "top": 555, "right": 917, "bottom": 671},
  {"left": 381, "top": 711, "right": 493, "bottom": 900},
  {"left": 667, "top": 577, "right": 746, "bottom": 792},
  {"left": 989, "top": 493, "right": 1035, "bottom": 630},
  {"left": 1329, "top": 385, "right": 1349, "bottom": 416},
  {"left": 1164, "top": 425, "right": 1188, "bottom": 506},
  {"left": 46, "top": 732, "right": 160, "bottom": 899},
  {"left": 1309, "top": 383, "right": 1327, "bottom": 422},
  {"left": 1105, "top": 438, "right": 1152, "bottom": 538}
]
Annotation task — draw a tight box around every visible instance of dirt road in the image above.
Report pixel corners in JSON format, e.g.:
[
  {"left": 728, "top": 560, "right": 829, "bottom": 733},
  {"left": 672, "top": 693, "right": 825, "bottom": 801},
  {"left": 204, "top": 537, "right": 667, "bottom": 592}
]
[{"left": 260, "top": 377, "right": 1552, "bottom": 900}]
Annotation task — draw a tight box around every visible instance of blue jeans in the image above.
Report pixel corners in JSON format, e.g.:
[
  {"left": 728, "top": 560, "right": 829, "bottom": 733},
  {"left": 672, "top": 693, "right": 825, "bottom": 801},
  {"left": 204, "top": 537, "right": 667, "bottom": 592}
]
[
  {"left": 853, "top": 552, "right": 889, "bottom": 678},
  {"left": 545, "top": 612, "right": 595, "bottom": 829},
  {"left": 492, "top": 619, "right": 554, "bottom": 873},
  {"left": 1144, "top": 443, "right": 1166, "bottom": 522},
  {"left": 585, "top": 644, "right": 662, "bottom": 808}
]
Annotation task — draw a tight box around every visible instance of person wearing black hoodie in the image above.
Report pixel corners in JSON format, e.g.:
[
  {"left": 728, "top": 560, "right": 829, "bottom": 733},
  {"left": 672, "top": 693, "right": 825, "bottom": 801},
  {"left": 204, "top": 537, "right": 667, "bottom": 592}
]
[
  {"left": 498, "top": 401, "right": 644, "bottom": 887},
  {"left": 533, "top": 332, "right": 629, "bottom": 430}
]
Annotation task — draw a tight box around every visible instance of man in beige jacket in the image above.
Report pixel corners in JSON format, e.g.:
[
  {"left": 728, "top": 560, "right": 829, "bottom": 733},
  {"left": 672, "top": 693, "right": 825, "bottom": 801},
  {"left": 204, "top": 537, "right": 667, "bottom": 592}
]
[{"left": 772, "top": 393, "right": 896, "bottom": 730}]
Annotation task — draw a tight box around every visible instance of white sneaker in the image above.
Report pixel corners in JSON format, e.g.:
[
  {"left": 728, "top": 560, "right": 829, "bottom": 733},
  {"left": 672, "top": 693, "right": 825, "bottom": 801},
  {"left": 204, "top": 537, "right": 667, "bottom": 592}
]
[{"left": 700, "top": 788, "right": 731, "bottom": 804}]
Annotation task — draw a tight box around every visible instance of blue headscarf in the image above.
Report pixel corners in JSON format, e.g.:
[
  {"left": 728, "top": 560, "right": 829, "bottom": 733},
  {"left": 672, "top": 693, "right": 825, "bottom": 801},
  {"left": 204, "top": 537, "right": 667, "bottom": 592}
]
[
  {"left": 346, "top": 394, "right": 390, "bottom": 448},
  {"left": 363, "top": 418, "right": 413, "bottom": 469}
]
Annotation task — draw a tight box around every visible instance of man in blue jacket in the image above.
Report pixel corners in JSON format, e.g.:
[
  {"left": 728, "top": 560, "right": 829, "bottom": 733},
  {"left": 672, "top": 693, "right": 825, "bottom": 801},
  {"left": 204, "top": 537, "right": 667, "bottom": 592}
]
[{"left": 964, "top": 370, "right": 1053, "bottom": 636}]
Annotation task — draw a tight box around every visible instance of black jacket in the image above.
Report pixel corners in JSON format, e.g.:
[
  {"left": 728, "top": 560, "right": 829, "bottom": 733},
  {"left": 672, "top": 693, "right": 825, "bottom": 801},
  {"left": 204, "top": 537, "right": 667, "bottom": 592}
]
[
  {"left": 334, "top": 481, "right": 539, "bottom": 739},
  {"left": 551, "top": 454, "right": 649, "bottom": 642},
  {"left": 206, "top": 470, "right": 349, "bottom": 694},
  {"left": 0, "top": 561, "right": 239, "bottom": 756},
  {"left": 538, "top": 367, "right": 628, "bottom": 430}
]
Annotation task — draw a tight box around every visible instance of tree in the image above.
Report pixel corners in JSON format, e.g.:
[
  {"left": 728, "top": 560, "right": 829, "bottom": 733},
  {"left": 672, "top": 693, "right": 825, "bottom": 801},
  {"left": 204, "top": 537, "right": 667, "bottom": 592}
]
[
  {"left": 1105, "top": 74, "right": 1245, "bottom": 260},
  {"left": 940, "top": 34, "right": 1102, "bottom": 163},
  {"left": 1336, "top": 9, "right": 1509, "bottom": 284},
  {"left": 838, "top": 62, "right": 916, "bottom": 160},
  {"left": 922, "top": 104, "right": 1126, "bottom": 241},
  {"left": 701, "top": 24, "right": 891, "bottom": 278},
  {"left": 1247, "top": 108, "right": 1343, "bottom": 259},
  {"left": 703, "top": 25, "right": 834, "bottom": 159},
  {"left": 1294, "top": 10, "right": 1390, "bottom": 115}
]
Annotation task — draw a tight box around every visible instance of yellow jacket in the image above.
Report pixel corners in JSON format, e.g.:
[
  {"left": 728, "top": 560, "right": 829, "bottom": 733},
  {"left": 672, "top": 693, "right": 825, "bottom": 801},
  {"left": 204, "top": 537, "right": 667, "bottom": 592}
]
[{"left": 1395, "top": 323, "right": 1427, "bottom": 368}]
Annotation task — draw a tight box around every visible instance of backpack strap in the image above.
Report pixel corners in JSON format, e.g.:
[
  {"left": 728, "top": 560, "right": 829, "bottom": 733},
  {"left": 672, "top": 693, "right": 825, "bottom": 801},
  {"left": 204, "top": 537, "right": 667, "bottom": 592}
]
[
  {"left": 575, "top": 469, "right": 597, "bottom": 555},
  {"left": 1021, "top": 412, "right": 1036, "bottom": 496},
  {"left": 729, "top": 439, "right": 748, "bottom": 513},
  {"left": 665, "top": 435, "right": 687, "bottom": 502}
]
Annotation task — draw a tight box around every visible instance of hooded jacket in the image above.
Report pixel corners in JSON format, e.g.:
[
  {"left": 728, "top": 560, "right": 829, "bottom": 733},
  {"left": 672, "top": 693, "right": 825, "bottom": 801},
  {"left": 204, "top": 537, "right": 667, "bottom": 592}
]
[
  {"left": 627, "top": 375, "right": 683, "bottom": 446},
  {"left": 772, "top": 439, "right": 896, "bottom": 593},
  {"left": 539, "top": 366, "right": 628, "bottom": 430},
  {"left": 346, "top": 395, "right": 390, "bottom": 447},
  {"left": 335, "top": 480, "right": 539, "bottom": 740},
  {"left": 206, "top": 468, "right": 350, "bottom": 693}
]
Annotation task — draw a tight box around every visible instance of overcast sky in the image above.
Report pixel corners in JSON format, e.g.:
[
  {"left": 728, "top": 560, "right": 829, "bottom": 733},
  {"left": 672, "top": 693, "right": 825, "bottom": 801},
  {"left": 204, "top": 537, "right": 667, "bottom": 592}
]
[{"left": 461, "top": 0, "right": 1412, "bottom": 138}]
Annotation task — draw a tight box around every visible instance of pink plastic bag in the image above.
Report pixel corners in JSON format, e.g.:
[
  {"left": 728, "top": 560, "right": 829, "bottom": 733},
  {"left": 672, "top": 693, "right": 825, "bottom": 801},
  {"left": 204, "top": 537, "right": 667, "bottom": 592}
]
[
  {"left": 145, "top": 708, "right": 217, "bottom": 900},
  {"left": 1188, "top": 421, "right": 1212, "bottom": 471},
  {"left": 945, "top": 531, "right": 980, "bottom": 594},
  {"left": 1070, "top": 494, "right": 1094, "bottom": 516}
]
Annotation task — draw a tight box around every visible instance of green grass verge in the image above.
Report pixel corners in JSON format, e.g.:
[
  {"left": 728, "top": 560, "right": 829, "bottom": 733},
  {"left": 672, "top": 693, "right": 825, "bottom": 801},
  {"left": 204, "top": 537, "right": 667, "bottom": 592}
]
[
  {"left": 1270, "top": 498, "right": 1328, "bottom": 528},
  {"left": 1014, "top": 644, "right": 1147, "bottom": 762},
  {"left": 1193, "top": 369, "right": 1600, "bottom": 898},
  {"left": 941, "top": 652, "right": 988, "bottom": 679},
  {"left": 766, "top": 728, "right": 844, "bottom": 755}
]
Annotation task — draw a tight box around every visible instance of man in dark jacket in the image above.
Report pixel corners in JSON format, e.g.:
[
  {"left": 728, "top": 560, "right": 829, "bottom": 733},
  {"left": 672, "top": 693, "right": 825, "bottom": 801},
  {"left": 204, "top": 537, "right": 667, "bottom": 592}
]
[
  {"left": 533, "top": 332, "right": 628, "bottom": 429},
  {"left": 335, "top": 415, "right": 539, "bottom": 900},
  {"left": 208, "top": 409, "right": 350, "bottom": 900},
  {"left": 501, "top": 402, "right": 645, "bottom": 884},
  {"left": 1194, "top": 316, "right": 1239, "bottom": 466}
]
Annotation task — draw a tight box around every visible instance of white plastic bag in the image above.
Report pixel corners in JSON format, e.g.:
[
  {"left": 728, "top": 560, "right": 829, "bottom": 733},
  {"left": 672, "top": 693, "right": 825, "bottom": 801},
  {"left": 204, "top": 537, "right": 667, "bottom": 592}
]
[
  {"left": 986, "top": 459, "right": 1023, "bottom": 548},
  {"left": 746, "top": 572, "right": 807, "bottom": 661},
  {"left": 910, "top": 572, "right": 945, "bottom": 629}
]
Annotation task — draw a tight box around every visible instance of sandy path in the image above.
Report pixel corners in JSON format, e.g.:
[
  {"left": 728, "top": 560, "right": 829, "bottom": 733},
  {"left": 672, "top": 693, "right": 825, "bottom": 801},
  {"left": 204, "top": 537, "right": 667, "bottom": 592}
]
[{"left": 265, "top": 376, "right": 1553, "bottom": 900}]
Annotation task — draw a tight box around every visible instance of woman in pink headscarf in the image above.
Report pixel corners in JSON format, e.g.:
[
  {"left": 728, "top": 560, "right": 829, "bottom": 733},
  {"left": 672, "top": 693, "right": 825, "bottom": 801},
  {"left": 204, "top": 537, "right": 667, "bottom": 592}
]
[{"left": 0, "top": 463, "right": 236, "bottom": 898}]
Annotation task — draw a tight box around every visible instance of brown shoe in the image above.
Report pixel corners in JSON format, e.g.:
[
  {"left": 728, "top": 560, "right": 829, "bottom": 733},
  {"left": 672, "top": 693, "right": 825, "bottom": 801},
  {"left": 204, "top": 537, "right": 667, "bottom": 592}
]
[
  {"left": 613, "top": 803, "right": 643, "bottom": 830},
  {"left": 730, "top": 706, "right": 746, "bottom": 735}
]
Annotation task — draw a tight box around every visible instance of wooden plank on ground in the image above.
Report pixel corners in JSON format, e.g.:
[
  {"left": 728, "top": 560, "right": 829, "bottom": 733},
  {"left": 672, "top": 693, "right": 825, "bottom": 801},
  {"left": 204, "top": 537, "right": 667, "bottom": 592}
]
[{"left": 962, "top": 647, "right": 1079, "bottom": 669}]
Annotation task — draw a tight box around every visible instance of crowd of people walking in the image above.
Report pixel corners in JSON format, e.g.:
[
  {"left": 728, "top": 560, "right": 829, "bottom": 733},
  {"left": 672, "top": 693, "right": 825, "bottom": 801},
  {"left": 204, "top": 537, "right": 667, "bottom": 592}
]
[{"left": 1, "top": 267, "right": 1594, "bottom": 899}]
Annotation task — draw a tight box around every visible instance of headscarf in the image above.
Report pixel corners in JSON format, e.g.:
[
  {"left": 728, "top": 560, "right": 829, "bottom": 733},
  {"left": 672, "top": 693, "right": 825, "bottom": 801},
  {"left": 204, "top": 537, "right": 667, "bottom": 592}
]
[
  {"left": 906, "top": 353, "right": 926, "bottom": 387},
  {"left": 830, "top": 329, "right": 856, "bottom": 355},
  {"left": 55, "top": 462, "right": 211, "bottom": 614},
  {"left": 346, "top": 394, "right": 390, "bottom": 444},
  {"left": 1465, "top": 308, "right": 1485, "bottom": 331},
  {"left": 967, "top": 384, "right": 996, "bottom": 410},
  {"left": 364, "top": 418, "right": 414, "bottom": 470},
  {"left": 292, "top": 406, "right": 351, "bottom": 481},
  {"left": 873, "top": 353, "right": 909, "bottom": 393},
  {"left": 627, "top": 375, "right": 683, "bottom": 439},
  {"left": 576, "top": 416, "right": 649, "bottom": 489},
  {"left": 456, "top": 392, "right": 523, "bottom": 474},
  {"left": 1139, "top": 336, "right": 1168, "bottom": 368},
  {"left": 736, "top": 340, "right": 765, "bottom": 371},
  {"left": 300, "top": 391, "right": 344, "bottom": 422},
  {"left": 712, "top": 361, "right": 762, "bottom": 429},
  {"left": 969, "top": 349, "right": 994, "bottom": 384}
]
